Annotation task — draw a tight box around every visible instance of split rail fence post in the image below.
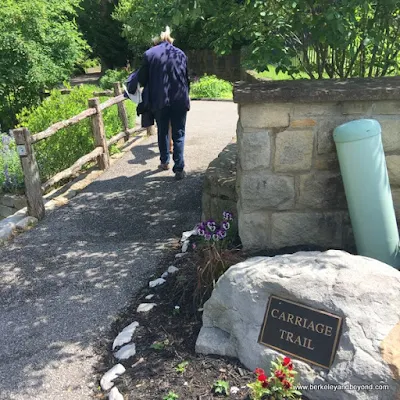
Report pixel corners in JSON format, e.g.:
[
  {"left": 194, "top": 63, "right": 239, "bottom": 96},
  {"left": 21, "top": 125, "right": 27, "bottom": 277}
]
[
  {"left": 113, "top": 82, "right": 130, "bottom": 142},
  {"left": 88, "top": 98, "right": 110, "bottom": 170},
  {"left": 13, "top": 127, "right": 45, "bottom": 220}
]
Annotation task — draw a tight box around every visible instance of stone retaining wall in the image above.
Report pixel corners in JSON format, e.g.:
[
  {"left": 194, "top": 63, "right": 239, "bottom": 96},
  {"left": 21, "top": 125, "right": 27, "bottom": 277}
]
[
  {"left": 234, "top": 77, "right": 400, "bottom": 251},
  {"left": 202, "top": 142, "right": 237, "bottom": 225},
  {"left": 0, "top": 194, "right": 27, "bottom": 218}
]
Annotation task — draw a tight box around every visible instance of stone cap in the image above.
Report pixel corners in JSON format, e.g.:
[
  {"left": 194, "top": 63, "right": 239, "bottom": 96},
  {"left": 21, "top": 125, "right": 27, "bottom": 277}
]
[{"left": 234, "top": 76, "right": 400, "bottom": 104}]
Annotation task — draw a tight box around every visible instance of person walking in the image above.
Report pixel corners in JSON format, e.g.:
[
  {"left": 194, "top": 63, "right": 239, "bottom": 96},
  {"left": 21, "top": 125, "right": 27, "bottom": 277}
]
[{"left": 138, "top": 27, "right": 190, "bottom": 180}]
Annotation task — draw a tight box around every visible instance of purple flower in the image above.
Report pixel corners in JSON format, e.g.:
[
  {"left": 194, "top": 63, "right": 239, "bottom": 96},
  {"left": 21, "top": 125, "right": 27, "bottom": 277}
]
[
  {"left": 223, "top": 211, "right": 233, "bottom": 221},
  {"left": 197, "top": 228, "right": 205, "bottom": 236},
  {"left": 192, "top": 243, "right": 197, "bottom": 250},
  {"left": 217, "top": 229, "right": 227, "bottom": 239},
  {"left": 222, "top": 221, "right": 230, "bottom": 230},
  {"left": 212, "top": 234, "right": 219, "bottom": 241},
  {"left": 204, "top": 233, "right": 212, "bottom": 241},
  {"left": 207, "top": 220, "right": 217, "bottom": 232}
]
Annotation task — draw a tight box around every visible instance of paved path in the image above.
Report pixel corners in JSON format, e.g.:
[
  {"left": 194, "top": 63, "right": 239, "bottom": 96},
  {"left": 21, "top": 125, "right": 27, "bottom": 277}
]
[{"left": 0, "top": 101, "right": 237, "bottom": 400}]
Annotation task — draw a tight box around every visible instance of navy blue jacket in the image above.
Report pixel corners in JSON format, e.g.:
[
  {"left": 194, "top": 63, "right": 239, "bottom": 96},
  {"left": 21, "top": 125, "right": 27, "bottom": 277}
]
[{"left": 138, "top": 42, "right": 190, "bottom": 112}]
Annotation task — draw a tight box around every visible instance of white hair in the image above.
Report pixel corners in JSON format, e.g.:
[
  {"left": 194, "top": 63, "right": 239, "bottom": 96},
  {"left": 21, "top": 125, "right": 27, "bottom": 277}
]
[{"left": 160, "top": 26, "right": 174, "bottom": 44}]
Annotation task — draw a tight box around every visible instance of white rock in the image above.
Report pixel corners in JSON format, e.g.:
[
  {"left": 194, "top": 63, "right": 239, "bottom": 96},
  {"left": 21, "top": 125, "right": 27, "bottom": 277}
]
[
  {"left": 149, "top": 278, "right": 166, "bottom": 288},
  {"left": 0, "top": 225, "right": 14, "bottom": 244},
  {"left": 0, "top": 214, "right": 24, "bottom": 229},
  {"left": 145, "top": 294, "right": 154, "bottom": 300},
  {"left": 161, "top": 271, "right": 169, "bottom": 279},
  {"left": 112, "top": 321, "right": 139, "bottom": 350},
  {"left": 181, "top": 229, "right": 197, "bottom": 242},
  {"left": 137, "top": 303, "right": 156, "bottom": 313},
  {"left": 230, "top": 386, "right": 240, "bottom": 395},
  {"left": 167, "top": 265, "right": 179, "bottom": 274},
  {"left": 175, "top": 253, "right": 187, "bottom": 258},
  {"left": 100, "top": 364, "right": 126, "bottom": 391},
  {"left": 15, "top": 216, "right": 38, "bottom": 231},
  {"left": 182, "top": 240, "right": 190, "bottom": 253},
  {"left": 108, "top": 387, "right": 124, "bottom": 400},
  {"left": 114, "top": 343, "right": 136, "bottom": 360},
  {"left": 196, "top": 250, "right": 400, "bottom": 400}
]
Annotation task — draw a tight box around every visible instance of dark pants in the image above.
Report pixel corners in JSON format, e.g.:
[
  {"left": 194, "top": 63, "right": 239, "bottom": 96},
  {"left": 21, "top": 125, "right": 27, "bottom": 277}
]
[{"left": 155, "top": 106, "right": 187, "bottom": 172}]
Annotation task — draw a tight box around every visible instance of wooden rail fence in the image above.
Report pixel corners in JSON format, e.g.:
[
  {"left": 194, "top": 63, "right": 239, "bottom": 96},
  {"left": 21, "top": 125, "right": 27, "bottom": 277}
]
[{"left": 14, "top": 82, "right": 149, "bottom": 220}]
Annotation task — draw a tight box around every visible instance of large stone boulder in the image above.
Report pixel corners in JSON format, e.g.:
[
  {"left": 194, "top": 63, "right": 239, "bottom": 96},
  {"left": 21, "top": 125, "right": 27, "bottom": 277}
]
[{"left": 196, "top": 250, "right": 400, "bottom": 400}]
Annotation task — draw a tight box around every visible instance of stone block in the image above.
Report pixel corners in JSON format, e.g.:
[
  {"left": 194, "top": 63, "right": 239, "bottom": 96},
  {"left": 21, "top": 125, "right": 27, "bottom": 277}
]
[
  {"left": 290, "top": 119, "right": 316, "bottom": 128},
  {"left": 297, "top": 172, "right": 347, "bottom": 209},
  {"left": 376, "top": 119, "right": 400, "bottom": 152},
  {"left": 238, "top": 130, "right": 271, "bottom": 170},
  {"left": 386, "top": 155, "right": 400, "bottom": 186},
  {"left": 314, "top": 153, "right": 340, "bottom": 171},
  {"left": 341, "top": 101, "right": 373, "bottom": 115},
  {"left": 238, "top": 206, "right": 270, "bottom": 250},
  {"left": 239, "top": 171, "right": 295, "bottom": 212},
  {"left": 292, "top": 102, "right": 338, "bottom": 117},
  {"left": 0, "top": 204, "right": 15, "bottom": 218},
  {"left": 271, "top": 211, "right": 343, "bottom": 248},
  {"left": 275, "top": 130, "right": 314, "bottom": 172},
  {"left": 372, "top": 101, "right": 400, "bottom": 115},
  {"left": 317, "top": 118, "right": 346, "bottom": 154},
  {"left": 240, "top": 104, "right": 290, "bottom": 129}
]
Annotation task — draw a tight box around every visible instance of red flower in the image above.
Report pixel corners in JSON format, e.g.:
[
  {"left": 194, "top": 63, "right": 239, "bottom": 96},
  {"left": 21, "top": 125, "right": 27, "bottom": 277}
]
[
  {"left": 283, "top": 380, "right": 292, "bottom": 389},
  {"left": 288, "top": 363, "right": 293, "bottom": 371},
  {"left": 282, "top": 357, "right": 291, "bottom": 366},
  {"left": 257, "top": 374, "right": 267, "bottom": 382},
  {"left": 275, "top": 370, "right": 286, "bottom": 381},
  {"left": 262, "top": 380, "right": 269, "bottom": 388},
  {"left": 255, "top": 368, "right": 265, "bottom": 376},
  {"left": 289, "top": 373, "right": 294, "bottom": 378}
]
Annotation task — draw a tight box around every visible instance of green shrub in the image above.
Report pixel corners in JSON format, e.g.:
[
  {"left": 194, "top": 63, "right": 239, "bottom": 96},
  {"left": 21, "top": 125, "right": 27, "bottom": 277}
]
[
  {"left": 99, "top": 69, "right": 130, "bottom": 90},
  {"left": 18, "top": 85, "right": 136, "bottom": 183},
  {"left": 0, "top": 133, "right": 24, "bottom": 193},
  {"left": 190, "top": 75, "right": 233, "bottom": 99}
]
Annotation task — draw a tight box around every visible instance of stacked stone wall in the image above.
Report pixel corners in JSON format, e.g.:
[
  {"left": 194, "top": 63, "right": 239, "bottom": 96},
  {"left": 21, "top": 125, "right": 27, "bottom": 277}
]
[{"left": 234, "top": 78, "right": 400, "bottom": 250}]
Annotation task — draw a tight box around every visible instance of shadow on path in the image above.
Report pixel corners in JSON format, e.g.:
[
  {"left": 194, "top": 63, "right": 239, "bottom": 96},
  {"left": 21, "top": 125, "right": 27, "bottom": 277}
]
[{"left": 0, "top": 101, "right": 238, "bottom": 400}]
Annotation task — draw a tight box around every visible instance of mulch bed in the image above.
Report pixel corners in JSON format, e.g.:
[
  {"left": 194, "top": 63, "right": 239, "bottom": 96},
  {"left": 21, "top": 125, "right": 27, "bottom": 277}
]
[{"left": 94, "top": 244, "right": 319, "bottom": 400}]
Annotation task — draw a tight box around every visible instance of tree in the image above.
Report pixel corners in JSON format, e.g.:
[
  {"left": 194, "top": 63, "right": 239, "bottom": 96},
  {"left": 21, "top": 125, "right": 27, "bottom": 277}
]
[
  {"left": 178, "top": 0, "right": 400, "bottom": 79},
  {"left": 116, "top": 0, "right": 400, "bottom": 79},
  {"left": 113, "top": 0, "right": 221, "bottom": 62},
  {"left": 77, "top": 0, "right": 132, "bottom": 70},
  {"left": 0, "top": 0, "right": 88, "bottom": 130}
]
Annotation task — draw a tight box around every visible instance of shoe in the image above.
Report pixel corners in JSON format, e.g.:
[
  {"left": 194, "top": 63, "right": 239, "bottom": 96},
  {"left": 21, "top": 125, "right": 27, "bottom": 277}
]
[
  {"left": 175, "top": 170, "right": 186, "bottom": 180},
  {"left": 158, "top": 163, "right": 170, "bottom": 171}
]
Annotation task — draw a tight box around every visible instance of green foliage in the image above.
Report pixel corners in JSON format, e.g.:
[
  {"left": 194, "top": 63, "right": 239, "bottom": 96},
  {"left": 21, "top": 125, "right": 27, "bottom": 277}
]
[
  {"left": 212, "top": 380, "right": 230, "bottom": 396},
  {"left": 113, "top": 0, "right": 211, "bottom": 57},
  {"left": 0, "top": 0, "right": 88, "bottom": 130},
  {"left": 150, "top": 339, "right": 169, "bottom": 350},
  {"left": 17, "top": 85, "right": 136, "bottom": 183},
  {"left": 129, "top": 0, "right": 400, "bottom": 79},
  {"left": 0, "top": 134, "right": 24, "bottom": 193},
  {"left": 190, "top": 75, "right": 232, "bottom": 99},
  {"left": 77, "top": 0, "right": 132, "bottom": 69},
  {"left": 163, "top": 392, "right": 179, "bottom": 400},
  {"left": 175, "top": 361, "right": 189, "bottom": 373},
  {"left": 99, "top": 69, "right": 130, "bottom": 90}
]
